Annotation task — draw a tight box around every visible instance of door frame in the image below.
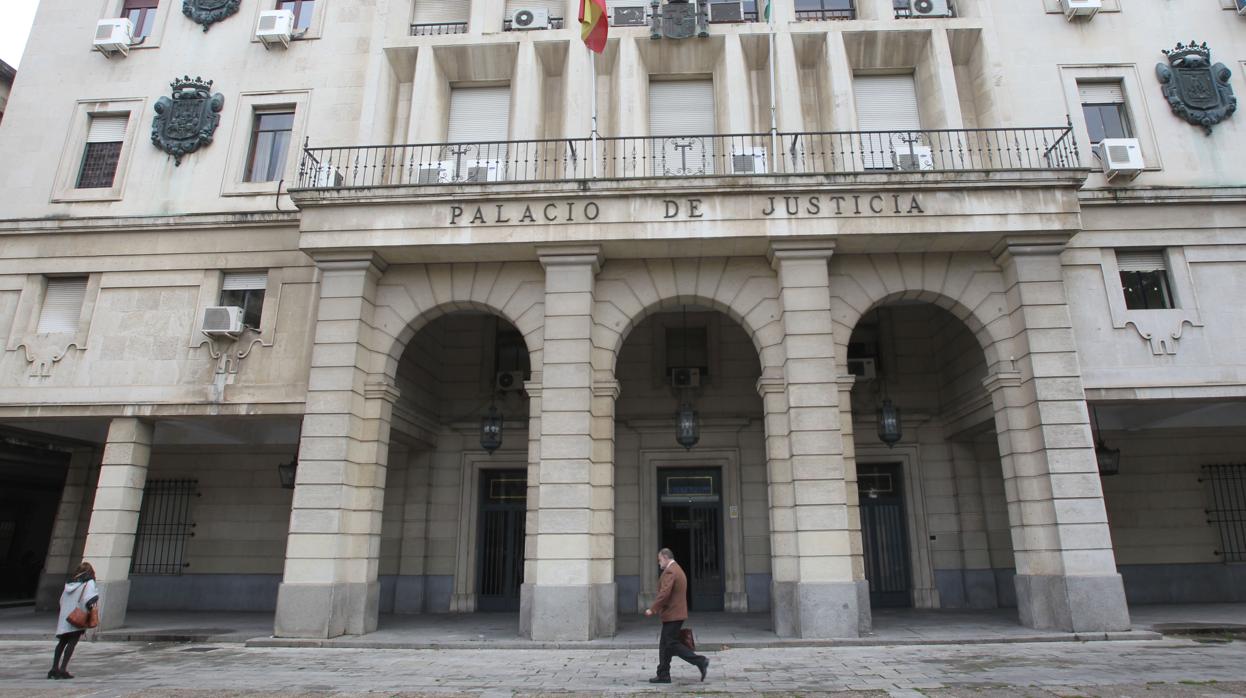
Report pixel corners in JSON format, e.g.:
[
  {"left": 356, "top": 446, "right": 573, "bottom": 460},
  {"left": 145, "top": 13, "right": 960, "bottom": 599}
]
[
  {"left": 853, "top": 442, "right": 939, "bottom": 609},
  {"left": 452, "top": 451, "right": 527, "bottom": 612},
  {"left": 638, "top": 448, "right": 747, "bottom": 612}
]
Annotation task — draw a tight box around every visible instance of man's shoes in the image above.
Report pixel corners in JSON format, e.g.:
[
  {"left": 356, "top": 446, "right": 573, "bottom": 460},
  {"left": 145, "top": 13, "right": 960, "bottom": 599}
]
[
  {"left": 648, "top": 676, "right": 671, "bottom": 684},
  {"left": 697, "top": 657, "right": 709, "bottom": 682}
]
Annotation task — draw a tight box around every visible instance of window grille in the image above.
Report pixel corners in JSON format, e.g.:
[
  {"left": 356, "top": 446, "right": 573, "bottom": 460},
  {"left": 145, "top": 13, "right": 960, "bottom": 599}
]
[
  {"left": 131, "top": 479, "right": 198, "bottom": 575},
  {"left": 1201, "top": 464, "right": 1246, "bottom": 563}
]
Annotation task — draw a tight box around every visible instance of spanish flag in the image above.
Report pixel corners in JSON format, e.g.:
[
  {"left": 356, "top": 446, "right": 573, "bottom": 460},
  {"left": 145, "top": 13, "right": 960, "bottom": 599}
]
[{"left": 579, "top": 0, "right": 608, "bottom": 53}]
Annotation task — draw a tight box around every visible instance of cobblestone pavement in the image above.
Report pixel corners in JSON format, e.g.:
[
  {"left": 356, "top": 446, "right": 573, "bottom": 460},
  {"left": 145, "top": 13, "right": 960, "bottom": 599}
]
[{"left": 0, "top": 638, "right": 1243, "bottom": 697}]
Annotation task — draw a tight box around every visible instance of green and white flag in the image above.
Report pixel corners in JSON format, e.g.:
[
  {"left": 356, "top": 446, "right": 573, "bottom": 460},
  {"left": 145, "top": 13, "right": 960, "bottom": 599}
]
[{"left": 763, "top": 0, "right": 772, "bottom": 22}]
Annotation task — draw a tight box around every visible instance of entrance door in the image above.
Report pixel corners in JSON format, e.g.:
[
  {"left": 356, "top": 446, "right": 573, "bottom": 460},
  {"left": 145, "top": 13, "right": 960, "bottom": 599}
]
[
  {"left": 658, "top": 468, "right": 725, "bottom": 612},
  {"left": 476, "top": 469, "right": 526, "bottom": 612},
  {"left": 858, "top": 462, "right": 912, "bottom": 607}
]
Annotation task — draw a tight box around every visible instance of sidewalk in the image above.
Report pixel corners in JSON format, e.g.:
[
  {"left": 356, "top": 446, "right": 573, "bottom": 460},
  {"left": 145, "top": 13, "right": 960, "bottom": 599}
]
[{"left": 5, "top": 602, "right": 1244, "bottom": 648}]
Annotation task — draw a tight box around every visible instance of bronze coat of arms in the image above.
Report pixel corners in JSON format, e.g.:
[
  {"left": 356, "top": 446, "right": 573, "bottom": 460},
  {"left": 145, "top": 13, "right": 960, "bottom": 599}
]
[
  {"left": 1156, "top": 41, "right": 1237, "bottom": 135},
  {"left": 183, "top": 0, "right": 242, "bottom": 31},
  {"left": 152, "top": 77, "right": 225, "bottom": 165}
]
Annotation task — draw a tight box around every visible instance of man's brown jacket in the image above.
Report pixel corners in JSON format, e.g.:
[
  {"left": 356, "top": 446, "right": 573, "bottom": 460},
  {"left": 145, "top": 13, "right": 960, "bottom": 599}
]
[{"left": 649, "top": 560, "right": 689, "bottom": 622}]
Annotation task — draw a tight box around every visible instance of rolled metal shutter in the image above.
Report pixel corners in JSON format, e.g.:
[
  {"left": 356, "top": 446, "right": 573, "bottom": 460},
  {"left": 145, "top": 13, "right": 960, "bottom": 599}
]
[
  {"left": 448, "top": 86, "right": 512, "bottom": 143},
  {"left": 412, "top": 0, "right": 470, "bottom": 24},
  {"left": 648, "top": 80, "right": 715, "bottom": 136},
  {"left": 1116, "top": 250, "right": 1166, "bottom": 272},
  {"left": 1078, "top": 81, "right": 1125, "bottom": 105},
  {"left": 222, "top": 272, "right": 268, "bottom": 291},
  {"left": 36, "top": 277, "right": 88, "bottom": 334},
  {"left": 853, "top": 74, "right": 921, "bottom": 130},
  {"left": 86, "top": 115, "right": 128, "bottom": 143}
]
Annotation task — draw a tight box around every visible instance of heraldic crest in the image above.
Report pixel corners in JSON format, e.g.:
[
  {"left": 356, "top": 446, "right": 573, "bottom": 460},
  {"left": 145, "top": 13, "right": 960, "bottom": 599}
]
[
  {"left": 1156, "top": 41, "right": 1236, "bottom": 135},
  {"left": 183, "top": 0, "right": 242, "bottom": 31},
  {"left": 152, "top": 76, "right": 225, "bottom": 166}
]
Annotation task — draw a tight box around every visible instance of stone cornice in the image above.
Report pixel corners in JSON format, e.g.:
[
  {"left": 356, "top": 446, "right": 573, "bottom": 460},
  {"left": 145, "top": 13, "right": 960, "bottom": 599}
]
[
  {"left": 1078, "top": 186, "right": 1246, "bottom": 206},
  {"left": 0, "top": 210, "right": 300, "bottom": 235}
]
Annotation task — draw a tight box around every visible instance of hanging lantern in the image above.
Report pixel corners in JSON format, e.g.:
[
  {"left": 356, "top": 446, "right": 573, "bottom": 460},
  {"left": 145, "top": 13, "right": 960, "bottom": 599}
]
[
  {"left": 481, "top": 405, "right": 503, "bottom": 454},
  {"left": 877, "top": 399, "right": 902, "bottom": 448},
  {"left": 1095, "top": 437, "right": 1121, "bottom": 476},
  {"left": 277, "top": 456, "right": 298, "bottom": 489},
  {"left": 675, "top": 402, "right": 700, "bottom": 450}
]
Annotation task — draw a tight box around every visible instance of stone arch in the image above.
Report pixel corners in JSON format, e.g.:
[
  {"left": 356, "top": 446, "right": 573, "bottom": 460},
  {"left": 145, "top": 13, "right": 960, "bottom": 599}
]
[
  {"left": 368, "top": 262, "right": 547, "bottom": 379},
  {"left": 591, "top": 257, "right": 786, "bottom": 377},
  {"left": 828, "top": 253, "right": 1014, "bottom": 371}
]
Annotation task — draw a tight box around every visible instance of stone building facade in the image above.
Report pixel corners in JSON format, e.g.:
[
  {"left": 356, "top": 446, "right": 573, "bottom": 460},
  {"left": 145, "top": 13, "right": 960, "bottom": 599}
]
[{"left": 0, "top": 0, "right": 1243, "bottom": 640}]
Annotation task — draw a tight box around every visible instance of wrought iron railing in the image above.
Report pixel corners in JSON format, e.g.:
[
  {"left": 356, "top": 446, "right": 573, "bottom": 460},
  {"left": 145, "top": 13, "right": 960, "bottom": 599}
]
[
  {"left": 795, "top": 7, "right": 855, "bottom": 21},
  {"left": 1201, "top": 464, "right": 1246, "bottom": 562},
  {"left": 295, "top": 125, "right": 1080, "bottom": 190},
  {"left": 502, "top": 16, "right": 565, "bottom": 30},
  {"left": 410, "top": 21, "right": 469, "bottom": 35}
]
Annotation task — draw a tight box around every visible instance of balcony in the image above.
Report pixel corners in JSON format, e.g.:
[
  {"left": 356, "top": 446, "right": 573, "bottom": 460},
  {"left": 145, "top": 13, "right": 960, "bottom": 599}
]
[
  {"left": 409, "top": 21, "right": 469, "bottom": 35},
  {"left": 294, "top": 126, "right": 1079, "bottom": 191},
  {"left": 795, "top": 1, "right": 855, "bottom": 21}
]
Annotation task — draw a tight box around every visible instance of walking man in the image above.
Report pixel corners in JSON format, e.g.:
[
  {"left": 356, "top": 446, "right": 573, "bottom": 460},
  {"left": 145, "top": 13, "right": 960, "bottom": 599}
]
[{"left": 644, "top": 547, "right": 709, "bottom": 683}]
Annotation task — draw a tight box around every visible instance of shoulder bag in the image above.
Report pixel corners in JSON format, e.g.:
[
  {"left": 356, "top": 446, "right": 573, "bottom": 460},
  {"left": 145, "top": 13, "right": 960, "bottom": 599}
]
[{"left": 66, "top": 584, "right": 99, "bottom": 629}]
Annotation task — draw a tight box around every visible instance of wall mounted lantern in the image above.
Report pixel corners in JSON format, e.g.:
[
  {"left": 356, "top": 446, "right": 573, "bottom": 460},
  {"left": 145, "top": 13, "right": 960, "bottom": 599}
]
[
  {"left": 676, "top": 402, "right": 700, "bottom": 450},
  {"left": 277, "top": 456, "right": 298, "bottom": 489},
  {"left": 481, "top": 405, "right": 504, "bottom": 454}
]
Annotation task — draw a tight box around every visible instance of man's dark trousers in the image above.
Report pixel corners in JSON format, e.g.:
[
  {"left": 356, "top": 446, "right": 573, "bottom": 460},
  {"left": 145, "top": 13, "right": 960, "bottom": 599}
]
[{"left": 657, "top": 620, "right": 703, "bottom": 678}]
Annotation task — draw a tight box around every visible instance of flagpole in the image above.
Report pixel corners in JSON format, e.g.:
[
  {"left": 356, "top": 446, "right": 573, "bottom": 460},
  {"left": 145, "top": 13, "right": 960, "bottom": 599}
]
[
  {"left": 766, "top": 1, "right": 778, "bottom": 172},
  {"left": 590, "top": 48, "right": 599, "bottom": 178}
]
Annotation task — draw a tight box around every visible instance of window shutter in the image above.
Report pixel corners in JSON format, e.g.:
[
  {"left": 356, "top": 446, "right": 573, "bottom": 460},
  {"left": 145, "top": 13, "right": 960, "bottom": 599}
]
[
  {"left": 648, "top": 80, "right": 715, "bottom": 137},
  {"left": 86, "top": 115, "right": 128, "bottom": 144},
  {"left": 505, "top": 0, "right": 566, "bottom": 20},
  {"left": 1116, "top": 250, "right": 1166, "bottom": 273},
  {"left": 853, "top": 75, "right": 921, "bottom": 130},
  {"left": 37, "top": 277, "right": 88, "bottom": 334},
  {"left": 1079, "top": 81, "right": 1125, "bottom": 105},
  {"left": 222, "top": 272, "right": 268, "bottom": 291},
  {"left": 412, "top": 0, "right": 470, "bottom": 23},
  {"left": 447, "top": 87, "right": 511, "bottom": 143}
]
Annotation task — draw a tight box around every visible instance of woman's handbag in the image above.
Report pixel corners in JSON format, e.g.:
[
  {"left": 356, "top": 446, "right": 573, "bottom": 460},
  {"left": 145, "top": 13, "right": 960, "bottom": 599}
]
[{"left": 65, "top": 585, "right": 99, "bottom": 629}]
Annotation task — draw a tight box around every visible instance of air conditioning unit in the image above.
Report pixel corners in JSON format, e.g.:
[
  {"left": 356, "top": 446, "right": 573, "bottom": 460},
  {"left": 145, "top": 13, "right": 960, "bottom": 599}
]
[
  {"left": 257, "top": 10, "right": 295, "bottom": 48},
  {"left": 94, "top": 18, "right": 134, "bottom": 57},
  {"left": 202, "top": 306, "right": 245, "bottom": 338},
  {"left": 313, "top": 163, "right": 344, "bottom": 188},
  {"left": 731, "top": 147, "right": 767, "bottom": 174},
  {"left": 510, "top": 7, "right": 550, "bottom": 29},
  {"left": 847, "top": 358, "right": 877, "bottom": 381},
  {"left": 1094, "top": 138, "right": 1144, "bottom": 181},
  {"left": 671, "top": 367, "right": 701, "bottom": 389},
  {"left": 461, "top": 159, "right": 503, "bottom": 183},
  {"left": 893, "top": 144, "right": 935, "bottom": 171},
  {"left": 709, "top": 0, "right": 745, "bottom": 22},
  {"left": 416, "top": 161, "right": 454, "bottom": 184},
  {"left": 909, "top": 0, "right": 952, "bottom": 17},
  {"left": 612, "top": 5, "right": 647, "bottom": 25},
  {"left": 1060, "top": 0, "right": 1100, "bottom": 20},
  {"left": 495, "top": 370, "right": 525, "bottom": 392}
]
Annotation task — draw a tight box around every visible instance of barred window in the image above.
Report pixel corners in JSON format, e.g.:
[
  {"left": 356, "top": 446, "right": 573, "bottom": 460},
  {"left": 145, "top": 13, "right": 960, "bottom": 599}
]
[
  {"left": 1202, "top": 464, "right": 1246, "bottom": 563},
  {"left": 76, "top": 115, "right": 128, "bottom": 189},
  {"left": 131, "top": 479, "right": 198, "bottom": 575}
]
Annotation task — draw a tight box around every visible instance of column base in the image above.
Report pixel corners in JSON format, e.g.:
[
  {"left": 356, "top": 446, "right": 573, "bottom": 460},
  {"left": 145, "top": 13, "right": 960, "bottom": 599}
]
[
  {"left": 274, "top": 581, "right": 379, "bottom": 638},
  {"left": 771, "top": 580, "right": 871, "bottom": 638},
  {"left": 1014, "top": 573, "right": 1130, "bottom": 632},
  {"left": 36, "top": 572, "right": 66, "bottom": 611},
  {"left": 525, "top": 583, "right": 616, "bottom": 640},
  {"left": 95, "top": 579, "right": 131, "bottom": 630}
]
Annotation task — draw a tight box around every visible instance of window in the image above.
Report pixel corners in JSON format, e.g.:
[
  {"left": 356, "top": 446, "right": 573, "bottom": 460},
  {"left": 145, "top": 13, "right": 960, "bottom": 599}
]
[
  {"left": 277, "top": 0, "right": 315, "bottom": 30},
  {"left": 220, "top": 272, "right": 267, "bottom": 329},
  {"left": 665, "top": 326, "right": 709, "bottom": 379},
  {"left": 77, "top": 115, "right": 128, "bottom": 189},
  {"left": 244, "top": 110, "right": 295, "bottom": 183},
  {"left": 795, "top": 0, "right": 853, "bottom": 20},
  {"left": 853, "top": 74, "right": 920, "bottom": 169},
  {"left": 131, "top": 479, "right": 197, "bottom": 575},
  {"left": 36, "top": 277, "right": 88, "bottom": 334},
  {"left": 494, "top": 326, "right": 530, "bottom": 377},
  {"left": 1079, "top": 81, "right": 1132, "bottom": 145},
  {"left": 122, "top": 0, "right": 159, "bottom": 39},
  {"left": 648, "top": 80, "right": 715, "bottom": 176},
  {"left": 1117, "top": 250, "right": 1173, "bottom": 310}
]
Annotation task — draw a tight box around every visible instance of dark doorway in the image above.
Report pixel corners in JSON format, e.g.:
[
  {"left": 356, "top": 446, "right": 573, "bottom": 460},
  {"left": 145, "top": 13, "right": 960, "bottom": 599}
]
[
  {"left": 0, "top": 441, "right": 71, "bottom": 605},
  {"left": 859, "top": 462, "right": 912, "bottom": 607},
  {"left": 476, "top": 469, "right": 526, "bottom": 612},
  {"left": 658, "top": 468, "right": 725, "bottom": 612}
]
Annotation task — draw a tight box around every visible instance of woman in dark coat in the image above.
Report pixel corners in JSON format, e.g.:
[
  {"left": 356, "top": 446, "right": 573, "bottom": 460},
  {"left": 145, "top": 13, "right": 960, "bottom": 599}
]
[{"left": 49, "top": 561, "right": 99, "bottom": 679}]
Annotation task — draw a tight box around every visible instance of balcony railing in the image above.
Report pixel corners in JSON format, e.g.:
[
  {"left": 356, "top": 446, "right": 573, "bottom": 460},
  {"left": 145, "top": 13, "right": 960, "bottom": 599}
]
[
  {"left": 410, "top": 21, "right": 469, "bottom": 35},
  {"left": 795, "top": 8, "right": 855, "bottom": 21},
  {"left": 295, "top": 126, "right": 1079, "bottom": 190}
]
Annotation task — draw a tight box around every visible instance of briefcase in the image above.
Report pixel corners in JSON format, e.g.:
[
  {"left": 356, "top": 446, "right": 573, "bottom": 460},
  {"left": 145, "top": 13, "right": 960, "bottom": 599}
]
[{"left": 678, "top": 627, "right": 696, "bottom": 651}]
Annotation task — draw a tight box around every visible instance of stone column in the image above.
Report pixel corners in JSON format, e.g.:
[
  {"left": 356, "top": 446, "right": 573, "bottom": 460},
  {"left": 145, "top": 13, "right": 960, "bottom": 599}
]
[
  {"left": 37, "top": 448, "right": 98, "bottom": 610},
  {"left": 81, "top": 418, "right": 153, "bottom": 630},
  {"left": 765, "top": 241, "right": 866, "bottom": 638},
  {"left": 950, "top": 439, "right": 998, "bottom": 608},
  {"left": 519, "top": 380, "right": 542, "bottom": 637},
  {"left": 987, "top": 239, "right": 1130, "bottom": 632},
  {"left": 527, "top": 246, "right": 615, "bottom": 641},
  {"left": 275, "top": 254, "right": 398, "bottom": 638},
  {"left": 395, "top": 449, "right": 430, "bottom": 614}
]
